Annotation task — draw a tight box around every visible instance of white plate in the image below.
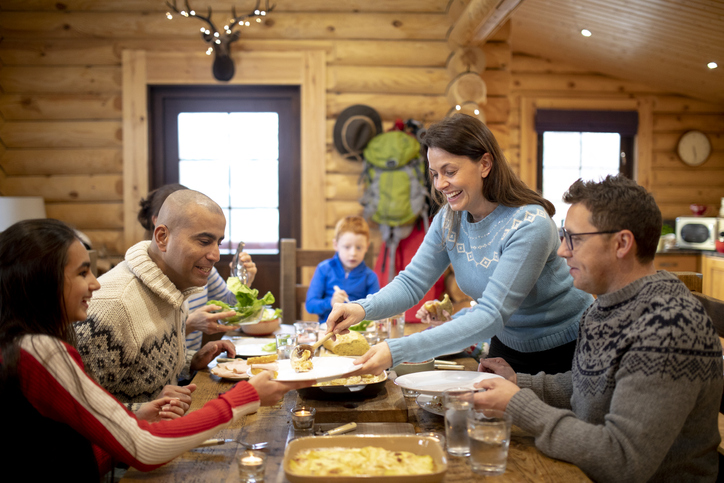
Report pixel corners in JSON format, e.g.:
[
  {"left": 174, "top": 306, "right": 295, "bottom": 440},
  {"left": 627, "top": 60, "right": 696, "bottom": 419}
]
[
  {"left": 394, "top": 370, "right": 502, "bottom": 396},
  {"left": 224, "top": 336, "right": 277, "bottom": 357},
  {"left": 247, "top": 357, "right": 362, "bottom": 382},
  {"left": 416, "top": 394, "right": 444, "bottom": 416}
]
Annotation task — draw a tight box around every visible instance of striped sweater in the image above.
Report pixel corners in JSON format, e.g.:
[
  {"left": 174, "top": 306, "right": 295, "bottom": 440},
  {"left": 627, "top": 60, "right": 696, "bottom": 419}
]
[{"left": 6, "top": 334, "right": 259, "bottom": 478}]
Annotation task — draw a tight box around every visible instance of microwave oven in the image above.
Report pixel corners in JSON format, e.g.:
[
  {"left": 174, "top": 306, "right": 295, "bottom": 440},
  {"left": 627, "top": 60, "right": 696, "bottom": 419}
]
[{"left": 675, "top": 217, "right": 721, "bottom": 250}]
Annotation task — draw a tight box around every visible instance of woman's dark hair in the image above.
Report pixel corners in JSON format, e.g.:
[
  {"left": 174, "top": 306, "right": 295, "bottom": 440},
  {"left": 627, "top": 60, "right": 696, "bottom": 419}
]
[
  {"left": 0, "top": 219, "right": 80, "bottom": 392},
  {"left": 137, "top": 183, "right": 188, "bottom": 238},
  {"left": 421, "top": 114, "right": 555, "bottom": 245}
]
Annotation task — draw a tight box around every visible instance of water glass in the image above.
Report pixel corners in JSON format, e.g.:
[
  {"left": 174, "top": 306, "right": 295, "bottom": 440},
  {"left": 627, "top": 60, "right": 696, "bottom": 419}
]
[
  {"left": 375, "top": 319, "right": 389, "bottom": 341},
  {"left": 293, "top": 321, "right": 319, "bottom": 344},
  {"left": 388, "top": 313, "right": 405, "bottom": 338},
  {"left": 238, "top": 449, "right": 266, "bottom": 482},
  {"left": 442, "top": 387, "right": 474, "bottom": 456},
  {"left": 467, "top": 409, "right": 512, "bottom": 475},
  {"left": 275, "top": 333, "right": 296, "bottom": 360}
]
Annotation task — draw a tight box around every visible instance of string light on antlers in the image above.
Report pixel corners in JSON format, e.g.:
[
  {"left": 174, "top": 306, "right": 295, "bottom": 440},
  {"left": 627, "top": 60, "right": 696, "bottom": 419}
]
[{"left": 165, "top": 0, "right": 275, "bottom": 81}]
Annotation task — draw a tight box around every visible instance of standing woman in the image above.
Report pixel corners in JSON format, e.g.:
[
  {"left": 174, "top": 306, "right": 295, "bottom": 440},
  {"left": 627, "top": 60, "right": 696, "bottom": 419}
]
[
  {"left": 0, "top": 219, "right": 306, "bottom": 480},
  {"left": 327, "top": 114, "right": 593, "bottom": 375}
]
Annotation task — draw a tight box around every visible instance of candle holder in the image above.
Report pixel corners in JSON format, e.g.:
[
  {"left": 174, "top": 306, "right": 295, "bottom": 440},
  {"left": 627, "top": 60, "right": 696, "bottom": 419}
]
[
  {"left": 291, "top": 406, "right": 316, "bottom": 430},
  {"left": 238, "top": 449, "right": 266, "bottom": 482}
]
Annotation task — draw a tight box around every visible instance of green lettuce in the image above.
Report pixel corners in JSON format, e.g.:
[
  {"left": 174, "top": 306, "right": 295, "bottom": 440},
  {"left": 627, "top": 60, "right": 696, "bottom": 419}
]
[{"left": 207, "top": 277, "right": 277, "bottom": 325}]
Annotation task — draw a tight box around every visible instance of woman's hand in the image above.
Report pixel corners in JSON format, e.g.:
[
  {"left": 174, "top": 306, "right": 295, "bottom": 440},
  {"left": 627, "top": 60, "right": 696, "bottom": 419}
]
[
  {"left": 473, "top": 378, "right": 520, "bottom": 412},
  {"left": 186, "top": 305, "right": 239, "bottom": 335},
  {"left": 159, "top": 384, "right": 196, "bottom": 413},
  {"left": 248, "top": 371, "right": 315, "bottom": 406},
  {"left": 325, "top": 302, "right": 366, "bottom": 335},
  {"left": 416, "top": 304, "right": 451, "bottom": 327},
  {"left": 349, "top": 342, "right": 393, "bottom": 376},
  {"left": 135, "top": 397, "right": 186, "bottom": 422},
  {"left": 478, "top": 357, "right": 517, "bottom": 384}
]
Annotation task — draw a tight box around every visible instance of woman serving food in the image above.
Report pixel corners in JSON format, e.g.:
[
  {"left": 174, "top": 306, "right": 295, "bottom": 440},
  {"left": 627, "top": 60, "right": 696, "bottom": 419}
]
[{"left": 326, "top": 114, "right": 593, "bottom": 375}]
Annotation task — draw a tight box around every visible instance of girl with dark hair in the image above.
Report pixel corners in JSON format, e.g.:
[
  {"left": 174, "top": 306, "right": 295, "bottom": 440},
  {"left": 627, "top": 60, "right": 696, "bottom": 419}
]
[
  {"left": 0, "top": 219, "right": 307, "bottom": 480},
  {"left": 138, "top": 184, "right": 258, "bottom": 351},
  {"left": 327, "top": 114, "right": 593, "bottom": 375}
]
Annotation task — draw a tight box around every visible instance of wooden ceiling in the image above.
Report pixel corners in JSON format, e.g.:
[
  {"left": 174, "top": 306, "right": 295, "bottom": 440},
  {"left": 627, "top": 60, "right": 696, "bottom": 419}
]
[{"left": 510, "top": 0, "right": 724, "bottom": 103}]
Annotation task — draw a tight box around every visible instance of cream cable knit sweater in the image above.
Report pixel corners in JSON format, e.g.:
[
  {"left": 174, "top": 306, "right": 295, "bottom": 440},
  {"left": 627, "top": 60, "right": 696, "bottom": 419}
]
[{"left": 75, "top": 241, "right": 203, "bottom": 407}]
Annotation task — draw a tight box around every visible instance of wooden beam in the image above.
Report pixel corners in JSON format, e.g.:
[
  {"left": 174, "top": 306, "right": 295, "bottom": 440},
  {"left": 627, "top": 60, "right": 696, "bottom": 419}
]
[{"left": 449, "top": 0, "right": 524, "bottom": 47}]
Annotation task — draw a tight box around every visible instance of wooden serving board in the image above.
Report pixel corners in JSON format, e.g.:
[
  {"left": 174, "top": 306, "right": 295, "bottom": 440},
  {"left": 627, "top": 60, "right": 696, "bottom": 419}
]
[{"left": 294, "top": 378, "right": 409, "bottom": 424}]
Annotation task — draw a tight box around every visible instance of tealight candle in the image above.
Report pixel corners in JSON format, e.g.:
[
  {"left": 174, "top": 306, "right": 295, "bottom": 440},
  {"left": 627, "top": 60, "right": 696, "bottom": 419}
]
[
  {"left": 291, "top": 406, "right": 316, "bottom": 430},
  {"left": 239, "top": 450, "right": 266, "bottom": 482}
]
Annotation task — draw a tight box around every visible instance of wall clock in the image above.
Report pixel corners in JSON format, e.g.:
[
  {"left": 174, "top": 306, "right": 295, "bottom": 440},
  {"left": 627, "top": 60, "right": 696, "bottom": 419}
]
[{"left": 677, "top": 130, "right": 711, "bottom": 166}]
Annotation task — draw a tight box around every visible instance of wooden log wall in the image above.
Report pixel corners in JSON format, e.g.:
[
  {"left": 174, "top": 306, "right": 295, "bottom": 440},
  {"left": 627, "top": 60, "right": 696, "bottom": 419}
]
[
  {"left": 508, "top": 52, "right": 724, "bottom": 221},
  {"left": 0, "top": 0, "right": 512, "bottom": 259}
]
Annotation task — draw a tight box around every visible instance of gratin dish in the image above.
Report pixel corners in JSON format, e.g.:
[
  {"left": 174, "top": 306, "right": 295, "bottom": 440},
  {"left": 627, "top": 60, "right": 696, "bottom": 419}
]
[{"left": 283, "top": 434, "right": 447, "bottom": 483}]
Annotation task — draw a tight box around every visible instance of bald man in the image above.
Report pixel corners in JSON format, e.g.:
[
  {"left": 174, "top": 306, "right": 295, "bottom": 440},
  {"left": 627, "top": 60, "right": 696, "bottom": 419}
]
[{"left": 76, "top": 191, "right": 236, "bottom": 413}]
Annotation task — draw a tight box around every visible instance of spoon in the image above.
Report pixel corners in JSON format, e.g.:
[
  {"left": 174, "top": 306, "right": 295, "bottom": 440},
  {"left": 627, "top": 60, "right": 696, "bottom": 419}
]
[{"left": 290, "top": 332, "right": 335, "bottom": 371}]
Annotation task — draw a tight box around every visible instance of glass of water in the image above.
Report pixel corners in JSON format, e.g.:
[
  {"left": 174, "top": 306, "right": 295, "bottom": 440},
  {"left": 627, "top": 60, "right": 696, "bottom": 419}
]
[
  {"left": 442, "top": 387, "right": 474, "bottom": 456},
  {"left": 467, "top": 409, "right": 512, "bottom": 475},
  {"left": 275, "top": 333, "right": 296, "bottom": 359}
]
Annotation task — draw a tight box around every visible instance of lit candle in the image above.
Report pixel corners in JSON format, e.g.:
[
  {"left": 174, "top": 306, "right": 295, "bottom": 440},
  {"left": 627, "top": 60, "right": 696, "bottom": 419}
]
[
  {"left": 291, "top": 406, "right": 316, "bottom": 430},
  {"left": 239, "top": 450, "right": 266, "bottom": 482}
]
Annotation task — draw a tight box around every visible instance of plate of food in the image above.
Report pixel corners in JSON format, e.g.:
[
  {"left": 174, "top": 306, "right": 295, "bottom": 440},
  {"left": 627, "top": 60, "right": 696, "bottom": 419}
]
[
  {"left": 210, "top": 359, "right": 250, "bottom": 381},
  {"left": 246, "top": 355, "right": 362, "bottom": 382},
  {"left": 225, "top": 337, "right": 278, "bottom": 357},
  {"left": 394, "top": 371, "right": 502, "bottom": 396},
  {"left": 416, "top": 394, "right": 444, "bottom": 416}
]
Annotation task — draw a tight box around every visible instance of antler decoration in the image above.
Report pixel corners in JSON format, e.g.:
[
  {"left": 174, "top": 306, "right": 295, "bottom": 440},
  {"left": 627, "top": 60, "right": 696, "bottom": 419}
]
[{"left": 165, "top": 0, "right": 275, "bottom": 81}]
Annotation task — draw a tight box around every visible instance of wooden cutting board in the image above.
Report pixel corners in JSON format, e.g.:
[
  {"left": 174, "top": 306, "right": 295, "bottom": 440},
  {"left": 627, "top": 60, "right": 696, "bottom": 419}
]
[{"left": 293, "top": 378, "right": 409, "bottom": 424}]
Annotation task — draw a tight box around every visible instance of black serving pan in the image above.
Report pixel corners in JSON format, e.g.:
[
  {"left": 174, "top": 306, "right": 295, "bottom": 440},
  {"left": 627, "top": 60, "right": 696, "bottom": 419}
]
[{"left": 297, "top": 372, "right": 388, "bottom": 399}]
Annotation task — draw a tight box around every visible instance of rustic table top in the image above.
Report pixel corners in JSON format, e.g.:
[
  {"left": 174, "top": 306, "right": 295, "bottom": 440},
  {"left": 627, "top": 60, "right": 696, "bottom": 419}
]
[{"left": 121, "top": 324, "right": 592, "bottom": 482}]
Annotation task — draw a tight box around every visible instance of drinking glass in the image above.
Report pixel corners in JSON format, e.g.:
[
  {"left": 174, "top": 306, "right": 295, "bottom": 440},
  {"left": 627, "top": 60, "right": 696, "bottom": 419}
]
[
  {"left": 442, "top": 387, "right": 473, "bottom": 456},
  {"left": 293, "top": 321, "right": 319, "bottom": 344},
  {"left": 388, "top": 313, "right": 405, "bottom": 338},
  {"left": 374, "top": 319, "right": 389, "bottom": 341},
  {"left": 467, "top": 409, "right": 512, "bottom": 475},
  {"left": 275, "top": 333, "right": 296, "bottom": 359},
  {"left": 238, "top": 449, "right": 266, "bottom": 482}
]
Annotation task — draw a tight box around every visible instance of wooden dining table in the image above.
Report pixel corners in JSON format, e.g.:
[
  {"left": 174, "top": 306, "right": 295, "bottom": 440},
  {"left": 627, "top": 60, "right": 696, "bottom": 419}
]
[{"left": 121, "top": 324, "right": 591, "bottom": 482}]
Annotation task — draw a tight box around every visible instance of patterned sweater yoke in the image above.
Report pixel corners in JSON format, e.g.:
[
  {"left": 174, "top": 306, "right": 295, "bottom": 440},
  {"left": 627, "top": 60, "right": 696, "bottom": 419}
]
[{"left": 75, "top": 241, "right": 203, "bottom": 405}]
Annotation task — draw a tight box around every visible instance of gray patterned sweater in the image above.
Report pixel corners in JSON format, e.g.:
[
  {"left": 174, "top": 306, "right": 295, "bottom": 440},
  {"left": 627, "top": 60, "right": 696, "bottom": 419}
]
[
  {"left": 507, "top": 271, "right": 722, "bottom": 482},
  {"left": 75, "top": 241, "right": 202, "bottom": 408}
]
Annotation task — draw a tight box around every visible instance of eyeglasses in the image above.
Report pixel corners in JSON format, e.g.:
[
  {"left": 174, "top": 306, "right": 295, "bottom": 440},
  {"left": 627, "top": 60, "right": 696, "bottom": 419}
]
[{"left": 561, "top": 228, "right": 620, "bottom": 251}]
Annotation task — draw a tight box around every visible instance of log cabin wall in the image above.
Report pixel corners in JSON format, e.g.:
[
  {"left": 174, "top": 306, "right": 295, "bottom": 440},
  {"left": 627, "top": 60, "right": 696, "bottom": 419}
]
[
  {"left": 508, "top": 51, "right": 724, "bottom": 221},
  {"left": 0, "top": 0, "right": 514, "bottom": 262}
]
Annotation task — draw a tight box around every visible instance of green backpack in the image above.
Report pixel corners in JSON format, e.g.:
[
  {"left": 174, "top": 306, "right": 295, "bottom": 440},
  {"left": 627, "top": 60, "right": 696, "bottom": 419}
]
[{"left": 360, "top": 131, "right": 430, "bottom": 281}]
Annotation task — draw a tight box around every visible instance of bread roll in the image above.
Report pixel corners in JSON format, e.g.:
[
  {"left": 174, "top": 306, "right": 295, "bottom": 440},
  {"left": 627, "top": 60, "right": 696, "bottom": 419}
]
[
  {"left": 423, "top": 294, "right": 453, "bottom": 319},
  {"left": 323, "top": 331, "right": 371, "bottom": 356}
]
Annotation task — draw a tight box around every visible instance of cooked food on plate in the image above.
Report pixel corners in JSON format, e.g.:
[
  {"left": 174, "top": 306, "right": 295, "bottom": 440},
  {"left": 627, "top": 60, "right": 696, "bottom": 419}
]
[
  {"left": 248, "top": 354, "right": 279, "bottom": 378},
  {"left": 322, "top": 331, "right": 370, "bottom": 356},
  {"left": 291, "top": 349, "right": 314, "bottom": 373},
  {"left": 289, "top": 446, "right": 435, "bottom": 476},
  {"left": 423, "top": 293, "right": 453, "bottom": 319}
]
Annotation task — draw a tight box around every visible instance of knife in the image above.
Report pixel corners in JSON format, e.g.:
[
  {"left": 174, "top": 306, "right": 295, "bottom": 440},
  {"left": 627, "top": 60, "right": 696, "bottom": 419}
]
[
  {"left": 197, "top": 438, "right": 234, "bottom": 447},
  {"left": 434, "top": 362, "right": 465, "bottom": 370},
  {"left": 315, "top": 422, "right": 357, "bottom": 436}
]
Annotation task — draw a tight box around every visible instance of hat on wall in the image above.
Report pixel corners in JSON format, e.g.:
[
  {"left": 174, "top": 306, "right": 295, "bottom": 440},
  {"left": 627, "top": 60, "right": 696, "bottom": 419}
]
[{"left": 333, "top": 105, "right": 383, "bottom": 162}]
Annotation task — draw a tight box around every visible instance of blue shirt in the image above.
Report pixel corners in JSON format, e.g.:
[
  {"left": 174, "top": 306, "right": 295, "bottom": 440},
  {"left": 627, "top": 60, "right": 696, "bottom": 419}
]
[
  {"left": 305, "top": 253, "right": 380, "bottom": 322},
  {"left": 357, "top": 205, "right": 594, "bottom": 367}
]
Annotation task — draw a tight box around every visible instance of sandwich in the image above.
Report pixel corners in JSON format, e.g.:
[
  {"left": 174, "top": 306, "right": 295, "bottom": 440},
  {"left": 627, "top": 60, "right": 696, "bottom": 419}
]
[
  {"left": 248, "top": 354, "right": 279, "bottom": 379},
  {"left": 423, "top": 294, "right": 453, "bottom": 320}
]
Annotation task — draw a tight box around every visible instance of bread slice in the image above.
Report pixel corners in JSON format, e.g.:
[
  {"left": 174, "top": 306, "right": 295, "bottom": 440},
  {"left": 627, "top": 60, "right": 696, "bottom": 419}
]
[{"left": 248, "top": 354, "right": 279, "bottom": 378}]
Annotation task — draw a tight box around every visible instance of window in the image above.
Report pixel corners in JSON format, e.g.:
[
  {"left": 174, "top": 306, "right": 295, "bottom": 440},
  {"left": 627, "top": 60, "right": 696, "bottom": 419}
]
[
  {"left": 536, "top": 110, "right": 637, "bottom": 228},
  {"left": 177, "top": 112, "right": 280, "bottom": 254}
]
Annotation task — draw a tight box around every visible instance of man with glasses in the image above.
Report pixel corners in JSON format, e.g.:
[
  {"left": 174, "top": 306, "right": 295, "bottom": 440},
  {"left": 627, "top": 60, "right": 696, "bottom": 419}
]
[{"left": 474, "top": 175, "right": 723, "bottom": 482}]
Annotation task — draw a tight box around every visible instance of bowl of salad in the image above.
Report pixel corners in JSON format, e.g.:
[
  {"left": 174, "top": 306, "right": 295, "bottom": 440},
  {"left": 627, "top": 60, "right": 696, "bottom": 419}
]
[{"left": 241, "top": 307, "right": 282, "bottom": 335}]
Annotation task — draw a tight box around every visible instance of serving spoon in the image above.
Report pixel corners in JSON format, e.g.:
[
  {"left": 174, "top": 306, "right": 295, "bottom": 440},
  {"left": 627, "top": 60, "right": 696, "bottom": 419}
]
[{"left": 290, "top": 332, "right": 335, "bottom": 372}]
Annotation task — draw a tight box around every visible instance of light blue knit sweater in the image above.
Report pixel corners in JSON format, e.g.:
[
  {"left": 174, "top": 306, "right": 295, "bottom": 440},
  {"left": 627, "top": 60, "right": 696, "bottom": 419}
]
[{"left": 356, "top": 204, "right": 593, "bottom": 367}]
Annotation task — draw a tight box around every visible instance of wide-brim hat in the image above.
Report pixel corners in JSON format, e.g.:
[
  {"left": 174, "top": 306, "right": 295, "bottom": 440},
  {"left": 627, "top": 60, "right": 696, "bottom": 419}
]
[{"left": 333, "top": 105, "right": 383, "bottom": 162}]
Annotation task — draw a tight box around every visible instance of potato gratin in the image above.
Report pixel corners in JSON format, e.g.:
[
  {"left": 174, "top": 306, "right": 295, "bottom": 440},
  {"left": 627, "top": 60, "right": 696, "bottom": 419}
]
[{"left": 289, "top": 446, "right": 435, "bottom": 476}]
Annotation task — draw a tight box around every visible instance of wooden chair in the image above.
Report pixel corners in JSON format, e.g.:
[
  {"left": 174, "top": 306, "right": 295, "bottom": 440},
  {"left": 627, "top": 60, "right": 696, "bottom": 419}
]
[
  {"left": 279, "top": 238, "right": 375, "bottom": 325},
  {"left": 670, "top": 271, "right": 703, "bottom": 293}
]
